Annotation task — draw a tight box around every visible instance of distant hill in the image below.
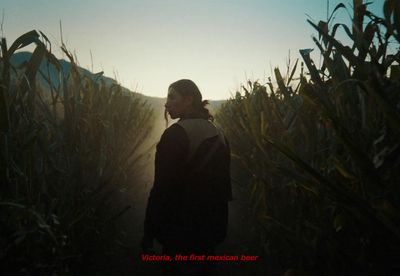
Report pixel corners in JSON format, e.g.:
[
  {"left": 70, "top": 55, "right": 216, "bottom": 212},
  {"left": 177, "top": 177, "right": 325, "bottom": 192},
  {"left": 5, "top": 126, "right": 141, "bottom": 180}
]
[
  {"left": 10, "top": 51, "right": 118, "bottom": 88},
  {"left": 10, "top": 51, "right": 226, "bottom": 114}
]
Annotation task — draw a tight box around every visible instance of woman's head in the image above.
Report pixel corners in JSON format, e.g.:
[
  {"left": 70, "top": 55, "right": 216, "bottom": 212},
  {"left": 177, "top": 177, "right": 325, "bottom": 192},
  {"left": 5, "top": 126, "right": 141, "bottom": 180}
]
[{"left": 164, "top": 79, "right": 213, "bottom": 124}]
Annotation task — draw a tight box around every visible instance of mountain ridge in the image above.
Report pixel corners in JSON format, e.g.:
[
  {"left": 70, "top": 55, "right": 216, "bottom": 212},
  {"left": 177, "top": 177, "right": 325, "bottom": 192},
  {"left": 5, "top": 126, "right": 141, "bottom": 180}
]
[{"left": 10, "top": 51, "right": 226, "bottom": 114}]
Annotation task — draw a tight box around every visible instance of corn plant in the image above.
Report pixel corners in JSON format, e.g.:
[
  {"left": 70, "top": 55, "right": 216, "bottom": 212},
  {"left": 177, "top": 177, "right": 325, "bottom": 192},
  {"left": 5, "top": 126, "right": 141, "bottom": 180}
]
[
  {"left": 216, "top": 0, "right": 400, "bottom": 274},
  {"left": 0, "top": 30, "right": 154, "bottom": 274}
]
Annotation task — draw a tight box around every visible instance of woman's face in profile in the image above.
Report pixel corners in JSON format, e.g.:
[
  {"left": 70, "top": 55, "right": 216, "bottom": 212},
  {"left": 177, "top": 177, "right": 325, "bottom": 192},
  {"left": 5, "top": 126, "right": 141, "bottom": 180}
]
[{"left": 165, "top": 88, "right": 192, "bottom": 119}]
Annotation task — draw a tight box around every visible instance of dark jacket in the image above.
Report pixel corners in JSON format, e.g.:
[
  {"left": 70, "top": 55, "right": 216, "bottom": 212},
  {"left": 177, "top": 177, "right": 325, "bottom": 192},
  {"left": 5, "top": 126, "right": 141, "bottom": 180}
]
[{"left": 144, "top": 118, "right": 232, "bottom": 249}]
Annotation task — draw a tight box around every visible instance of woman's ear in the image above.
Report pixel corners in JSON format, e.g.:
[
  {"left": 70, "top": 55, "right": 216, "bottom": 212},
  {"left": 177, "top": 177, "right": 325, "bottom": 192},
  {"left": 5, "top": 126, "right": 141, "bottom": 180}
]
[{"left": 183, "top": 95, "right": 194, "bottom": 107}]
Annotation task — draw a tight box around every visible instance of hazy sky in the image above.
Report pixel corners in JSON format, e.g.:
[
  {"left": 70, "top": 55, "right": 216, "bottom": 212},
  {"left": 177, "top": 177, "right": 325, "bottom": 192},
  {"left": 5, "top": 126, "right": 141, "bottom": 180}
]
[{"left": 1, "top": 0, "right": 382, "bottom": 100}]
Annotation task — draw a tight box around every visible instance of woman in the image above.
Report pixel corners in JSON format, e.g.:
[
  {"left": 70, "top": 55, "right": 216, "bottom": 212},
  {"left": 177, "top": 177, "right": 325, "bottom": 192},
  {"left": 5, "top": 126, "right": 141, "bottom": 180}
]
[{"left": 142, "top": 79, "right": 232, "bottom": 275}]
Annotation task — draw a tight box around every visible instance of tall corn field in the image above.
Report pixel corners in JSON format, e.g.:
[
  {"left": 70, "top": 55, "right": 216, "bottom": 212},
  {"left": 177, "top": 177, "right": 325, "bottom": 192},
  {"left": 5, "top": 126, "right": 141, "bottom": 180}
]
[
  {"left": 0, "top": 30, "right": 154, "bottom": 274},
  {"left": 216, "top": 0, "right": 400, "bottom": 274}
]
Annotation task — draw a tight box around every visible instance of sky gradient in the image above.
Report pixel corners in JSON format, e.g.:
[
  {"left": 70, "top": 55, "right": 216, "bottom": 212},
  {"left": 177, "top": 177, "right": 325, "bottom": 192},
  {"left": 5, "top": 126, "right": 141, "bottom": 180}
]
[{"left": 1, "top": 0, "right": 383, "bottom": 100}]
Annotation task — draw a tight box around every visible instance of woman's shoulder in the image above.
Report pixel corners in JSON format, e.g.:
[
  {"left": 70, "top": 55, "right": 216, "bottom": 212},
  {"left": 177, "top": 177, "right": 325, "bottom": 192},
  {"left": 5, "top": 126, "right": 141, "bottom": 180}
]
[
  {"left": 159, "top": 123, "right": 189, "bottom": 145},
  {"left": 176, "top": 118, "right": 217, "bottom": 134},
  {"left": 163, "top": 122, "right": 186, "bottom": 134}
]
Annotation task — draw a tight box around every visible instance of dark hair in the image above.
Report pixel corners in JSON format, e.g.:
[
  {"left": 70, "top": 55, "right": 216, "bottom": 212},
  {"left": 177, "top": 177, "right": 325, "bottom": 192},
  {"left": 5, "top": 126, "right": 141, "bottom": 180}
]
[{"left": 164, "top": 79, "right": 213, "bottom": 126}]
